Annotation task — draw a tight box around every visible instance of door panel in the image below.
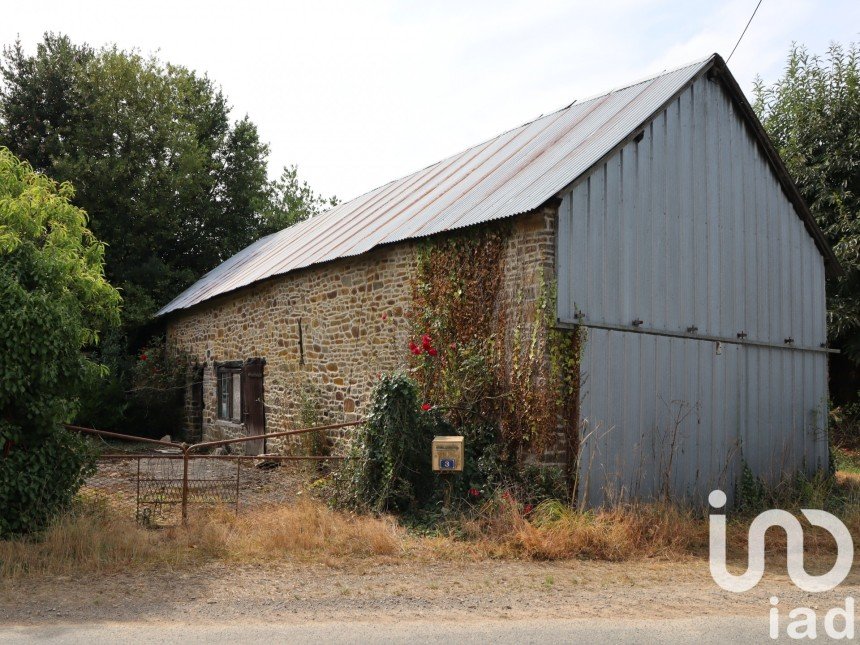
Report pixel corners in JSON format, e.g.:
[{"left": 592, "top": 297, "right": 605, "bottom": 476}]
[{"left": 242, "top": 358, "right": 266, "bottom": 455}]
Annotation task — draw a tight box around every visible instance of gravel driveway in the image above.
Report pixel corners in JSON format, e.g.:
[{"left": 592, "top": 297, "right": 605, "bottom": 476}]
[{"left": 2, "top": 558, "right": 858, "bottom": 643}]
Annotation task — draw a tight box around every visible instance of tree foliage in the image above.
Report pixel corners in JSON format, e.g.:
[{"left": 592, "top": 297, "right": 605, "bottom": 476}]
[
  {"left": 0, "top": 34, "right": 337, "bottom": 435},
  {"left": 0, "top": 430, "right": 97, "bottom": 537},
  {"left": 335, "top": 373, "right": 439, "bottom": 513},
  {"left": 754, "top": 43, "right": 860, "bottom": 377},
  {"left": 0, "top": 34, "right": 273, "bottom": 328},
  {"left": 0, "top": 147, "right": 117, "bottom": 535},
  {"left": 0, "top": 147, "right": 120, "bottom": 444},
  {"left": 0, "top": 34, "right": 337, "bottom": 331},
  {"left": 263, "top": 165, "right": 338, "bottom": 235}
]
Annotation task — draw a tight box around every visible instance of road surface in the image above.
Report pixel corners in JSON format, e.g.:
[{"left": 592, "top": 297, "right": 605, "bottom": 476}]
[{"left": 0, "top": 616, "right": 820, "bottom": 644}]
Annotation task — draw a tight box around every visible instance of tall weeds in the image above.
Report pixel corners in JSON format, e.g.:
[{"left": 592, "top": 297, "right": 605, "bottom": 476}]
[
  {"left": 4, "top": 472, "right": 859, "bottom": 581},
  {"left": 454, "top": 497, "right": 705, "bottom": 560}
]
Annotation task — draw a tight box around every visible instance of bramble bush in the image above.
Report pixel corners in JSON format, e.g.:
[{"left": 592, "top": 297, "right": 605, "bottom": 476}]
[
  {"left": 124, "top": 336, "right": 188, "bottom": 438},
  {"left": 334, "top": 371, "right": 570, "bottom": 522}
]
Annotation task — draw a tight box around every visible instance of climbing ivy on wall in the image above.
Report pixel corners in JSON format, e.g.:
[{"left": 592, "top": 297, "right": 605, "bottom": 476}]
[
  {"left": 410, "top": 227, "right": 507, "bottom": 428},
  {"left": 544, "top": 279, "right": 587, "bottom": 476},
  {"left": 408, "top": 225, "right": 586, "bottom": 468},
  {"left": 505, "top": 269, "right": 586, "bottom": 463}
]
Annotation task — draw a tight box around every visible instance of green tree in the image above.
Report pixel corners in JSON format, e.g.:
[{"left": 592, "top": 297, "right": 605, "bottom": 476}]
[
  {"left": 754, "top": 43, "right": 860, "bottom": 400},
  {"left": 0, "top": 34, "right": 272, "bottom": 330},
  {"left": 0, "top": 147, "right": 120, "bottom": 534},
  {"left": 263, "top": 164, "right": 338, "bottom": 234},
  {"left": 0, "top": 33, "right": 336, "bottom": 436}
]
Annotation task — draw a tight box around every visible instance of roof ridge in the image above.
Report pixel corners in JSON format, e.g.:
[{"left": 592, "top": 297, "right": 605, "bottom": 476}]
[{"left": 313, "top": 55, "right": 718, "bottom": 221}]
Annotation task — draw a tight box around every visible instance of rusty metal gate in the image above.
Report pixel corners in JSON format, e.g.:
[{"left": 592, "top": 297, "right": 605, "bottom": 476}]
[
  {"left": 133, "top": 455, "right": 240, "bottom": 526},
  {"left": 68, "top": 422, "right": 360, "bottom": 527}
]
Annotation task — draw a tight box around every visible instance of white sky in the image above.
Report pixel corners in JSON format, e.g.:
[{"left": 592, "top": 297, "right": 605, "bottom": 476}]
[{"left": 6, "top": 0, "right": 860, "bottom": 201}]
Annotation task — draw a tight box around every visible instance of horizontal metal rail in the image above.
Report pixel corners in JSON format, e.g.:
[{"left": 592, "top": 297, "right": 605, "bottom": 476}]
[
  {"left": 66, "top": 421, "right": 361, "bottom": 523},
  {"left": 64, "top": 424, "right": 179, "bottom": 448},
  {"left": 555, "top": 318, "right": 839, "bottom": 354},
  {"left": 65, "top": 421, "right": 363, "bottom": 454},
  {"left": 98, "top": 453, "right": 345, "bottom": 461}
]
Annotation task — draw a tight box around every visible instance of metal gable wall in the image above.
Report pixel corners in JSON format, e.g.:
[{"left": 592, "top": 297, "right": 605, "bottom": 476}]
[
  {"left": 157, "top": 57, "right": 715, "bottom": 316},
  {"left": 558, "top": 74, "right": 829, "bottom": 505}
]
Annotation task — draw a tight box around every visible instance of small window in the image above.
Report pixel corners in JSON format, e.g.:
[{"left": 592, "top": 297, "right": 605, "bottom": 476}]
[{"left": 217, "top": 364, "right": 242, "bottom": 422}]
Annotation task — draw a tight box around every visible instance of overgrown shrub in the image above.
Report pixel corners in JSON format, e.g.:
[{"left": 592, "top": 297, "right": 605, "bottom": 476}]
[
  {"left": 0, "top": 148, "right": 119, "bottom": 535},
  {"left": 830, "top": 398, "right": 860, "bottom": 449},
  {"left": 0, "top": 431, "right": 97, "bottom": 537},
  {"left": 75, "top": 334, "right": 192, "bottom": 439},
  {"left": 518, "top": 464, "right": 570, "bottom": 504},
  {"left": 335, "top": 373, "right": 574, "bottom": 521},
  {"left": 459, "top": 422, "right": 506, "bottom": 497},
  {"left": 122, "top": 337, "right": 188, "bottom": 438},
  {"left": 335, "top": 373, "right": 444, "bottom": 512},
  {"left": 75, "top": 328, "right": 131, "bottom": 431}
]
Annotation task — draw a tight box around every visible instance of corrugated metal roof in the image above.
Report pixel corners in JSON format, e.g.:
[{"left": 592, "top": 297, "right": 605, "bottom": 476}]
[{"left": 156, "top": 55, "right": 720, "bottom": 316}]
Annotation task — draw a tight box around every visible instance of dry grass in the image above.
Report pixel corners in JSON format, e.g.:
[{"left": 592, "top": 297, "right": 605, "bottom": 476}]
[
  {"left": 5, "top": 474, "right": 860, "bottom": 580},
  {"left": 0, "top": 500, "right": 184, "bottom": 579},
  {"left": 0, "top": 498, "right": 402, "bottom": 580},
  {"left": 447, "top": 474, "right": 860, "bottom": 562},
  {"left": 447, "top": 498, "right": 706, "bottom": 561},
  {"left": 186, "top": 500, "right": 402, "bottom": 561}
]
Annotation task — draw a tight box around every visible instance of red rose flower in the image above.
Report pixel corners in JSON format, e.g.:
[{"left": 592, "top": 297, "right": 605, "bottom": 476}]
[
  {"left": 421, "top": 334, "right": 432, "bottom": 350},
  {"left": 421, "top": 403, "right": 432, "bottom": 411},
  {"left": 427, "top": 347, "right": 438, "bottom": 357},
  {"left": 468, "top": 488, "right": 480, "bottom": 498},
  {"left": 409, "top": 341, "right": 422, "bottom": 355},
  {"left": 140, "top": 353, "right": 148, "bottom": 361}
]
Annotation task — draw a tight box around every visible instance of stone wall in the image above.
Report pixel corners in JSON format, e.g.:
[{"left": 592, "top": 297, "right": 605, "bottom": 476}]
[
  {"left": 495, "top": 204, "right": 569, "bottom": 466},
  {"left": 183, "top": 365, "right": 204, "bottom": 443},
  {"left": 165, "top": 205, "right": 565, "bottom": 458},
  {"left": 166, "top": 240, "right": 417, "bottom": 451}
]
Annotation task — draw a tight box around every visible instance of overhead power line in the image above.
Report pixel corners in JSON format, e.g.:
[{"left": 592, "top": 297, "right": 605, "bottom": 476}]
[{"left": 727, "top": 0, "right": 764, "bottom": 63}]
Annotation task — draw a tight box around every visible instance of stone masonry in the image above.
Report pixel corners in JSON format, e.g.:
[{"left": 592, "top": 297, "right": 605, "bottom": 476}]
[{"left": 165, "top": 205, "right": 564, "bottom": 458}]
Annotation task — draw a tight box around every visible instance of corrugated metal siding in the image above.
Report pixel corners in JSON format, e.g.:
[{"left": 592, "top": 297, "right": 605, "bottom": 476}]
[
  {"left": 576, "top": 330, "right": 828, "bottom": 505},
  {"left": 158, "top": 57, "right": 716, "bottom": 316},
  {"left": 558, "top": 75, "right": 827, "bottom": 347},
  {"left": 558, "top": 76, "right": 829, "bottom": 505}
]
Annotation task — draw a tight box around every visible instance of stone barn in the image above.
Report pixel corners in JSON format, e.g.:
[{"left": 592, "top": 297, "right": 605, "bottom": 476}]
[{"left": 158, "top": 54, "right": 839, "bottom": 504}]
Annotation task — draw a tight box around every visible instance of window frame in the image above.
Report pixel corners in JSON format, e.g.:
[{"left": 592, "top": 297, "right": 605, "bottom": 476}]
[{"left": 215, "top": 361, "right": 243, "bottom": 423}]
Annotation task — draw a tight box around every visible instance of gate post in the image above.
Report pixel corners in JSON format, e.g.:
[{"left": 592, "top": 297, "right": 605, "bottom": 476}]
[{"left": 181, "top": 444, "right": 190, "bottom": 525}]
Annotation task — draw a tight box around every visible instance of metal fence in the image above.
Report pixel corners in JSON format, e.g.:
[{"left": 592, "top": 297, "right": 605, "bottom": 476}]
[{"left": 67, "top": 422, "right": 361, "bottom": 527}]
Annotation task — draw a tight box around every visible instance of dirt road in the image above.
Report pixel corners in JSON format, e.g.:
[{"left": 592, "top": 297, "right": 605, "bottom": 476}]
[{"left": 2, "top": 558, "right": 857, "bottom": 643}]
